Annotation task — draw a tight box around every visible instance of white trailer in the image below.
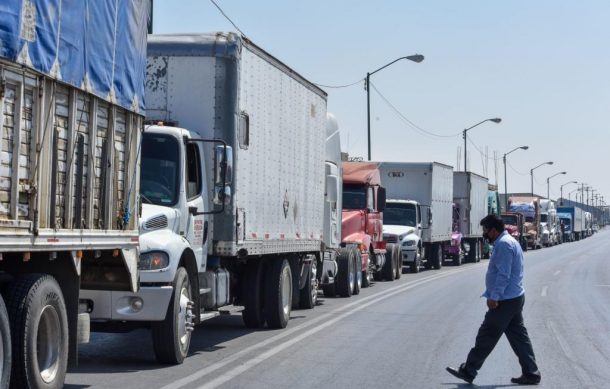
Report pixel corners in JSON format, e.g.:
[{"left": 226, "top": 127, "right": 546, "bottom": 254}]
[
  {"left": 453, "top": 172, "right": 488, "bottom": 261},
  {"left": 379, "top": 162, "right": 453, "bottom": 270},
  {"left": 0, "top": 2, "right": 147, "bottom": 387},
  {"left": 81, "top": 32, "right": 339, "bottom": 364}
]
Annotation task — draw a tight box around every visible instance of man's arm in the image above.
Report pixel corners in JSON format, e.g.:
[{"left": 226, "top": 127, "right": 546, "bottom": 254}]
[{"left": 489, "top": 241, "right": 513, "bottom": 302}]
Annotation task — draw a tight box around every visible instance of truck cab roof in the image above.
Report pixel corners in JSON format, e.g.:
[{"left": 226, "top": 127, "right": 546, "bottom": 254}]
[
  {"left": 386, "top": 199, "right": 419, "bottom": 205},
  {"left": 343, "top": 162, "right": 381, "bottom": 185}
]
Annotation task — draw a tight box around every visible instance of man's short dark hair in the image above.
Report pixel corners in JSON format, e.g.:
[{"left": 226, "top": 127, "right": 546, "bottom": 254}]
[{"left": 480, "top": 214, "right": 505, "bottom": 233}]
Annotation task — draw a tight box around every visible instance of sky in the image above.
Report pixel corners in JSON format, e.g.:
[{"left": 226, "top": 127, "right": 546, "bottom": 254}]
[{"left": 153, "top": 0, "right": 609, "bottom": 205}]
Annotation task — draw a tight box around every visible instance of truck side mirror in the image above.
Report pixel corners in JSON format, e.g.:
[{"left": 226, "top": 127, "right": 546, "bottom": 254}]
[
  {"left": 326, "top": 176, "right": 338, "bottom": 202},
  {"left": 377, "top": 187, "right": 386, "bottom": 212},
  {"left": 214, "top": 145, "right": 233, "bottom": 185}
]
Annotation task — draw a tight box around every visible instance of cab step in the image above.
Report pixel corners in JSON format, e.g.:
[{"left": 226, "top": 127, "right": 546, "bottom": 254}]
[
  {"left": 199, "top": 312, "right": 220, "bottom": 322},
  {"left": 217, "top": 305, "right": 244, "bottom": 315}
]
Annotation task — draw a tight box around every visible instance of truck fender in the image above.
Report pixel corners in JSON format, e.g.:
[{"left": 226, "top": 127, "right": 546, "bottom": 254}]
[{"left": 139, "top": 229, "right": 195, "bottom": 284}]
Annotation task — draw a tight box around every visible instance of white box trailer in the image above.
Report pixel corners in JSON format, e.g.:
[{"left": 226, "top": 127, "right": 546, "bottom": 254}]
[
  {"left": 453, "top": 172, "right": 488, "bottom": 261},
  {"left": 0, "top": 2, "right": 147, "bottom": 387},
  {"left": 379, "top": 162, "right": 453, "bottom": 269},
  {"left": 82, "top": 33, "right": 339, "bottom": 364}
]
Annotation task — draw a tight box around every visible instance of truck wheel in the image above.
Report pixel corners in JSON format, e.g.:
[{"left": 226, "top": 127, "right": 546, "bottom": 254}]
[
  {"left": 432, "top": 244, "right": 443, "bottom": 269},
  {"left": 336, "top": 249, "right": 355, "bottom": 297},
  {"left": 264, "top": 259, "right": 292, "bottom": 329},
  {"left": 452, "top": 252, "right": 462, "bottom": 266},
  {"left": 362, "top": 269, "right": 371, "bottom": 288},
  {"left": 299, "top": 261, "right": 317, "bottom": 309},
  {"left": 475, "top": 241, "right": 481, "bottom": 263},
  {"left": 382, "top": 245, "right": 397, "bottom": 281},
  {"left": 6, "top": 274, "right": 68, "bottom": 389},
  {"left": 152, "top": 267, "right": 193, "bottom": 364},
  {"left": 410, "top": 248, "right": 421, "bottom": 273},
  {"left": 242, "top": 261, "right": 266, "bottom": 328},
  {"left": 353, "top": 251, "right": 362, "bottom": 295},
  {"left": 0, "top": 296, "right": 11, "bottom": 389},
  {"left": 394, "top": 247, "right": 402, "bottom": 280},
  {"left": 521, "top": 240, "right": 528, "bottom": 251}
]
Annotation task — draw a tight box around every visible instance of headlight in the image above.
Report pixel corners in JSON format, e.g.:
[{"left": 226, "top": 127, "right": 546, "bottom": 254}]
[
  {"left": 139, "top": 251, "right": 170, "bottom": 270},
  {"left": 402, "top": 240, "right": 416, "bottom": 247}
]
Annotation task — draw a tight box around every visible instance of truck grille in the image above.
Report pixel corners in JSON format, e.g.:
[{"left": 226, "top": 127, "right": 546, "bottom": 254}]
[
  {"left": 384, "top": 235, "right": 398, "bottom": 243},
  {"left": 144, "top": 215, "right": 168, "bottom": 230}
]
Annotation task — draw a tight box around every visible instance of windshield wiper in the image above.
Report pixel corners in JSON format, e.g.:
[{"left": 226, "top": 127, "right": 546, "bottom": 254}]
[{"left": 140, "top": 194, "right": 153, "bottom": 204}]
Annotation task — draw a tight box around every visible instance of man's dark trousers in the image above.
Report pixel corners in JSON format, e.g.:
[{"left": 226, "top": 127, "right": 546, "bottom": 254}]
[{"left": 463, "top": 295, "right": 539, "bottom": 378}]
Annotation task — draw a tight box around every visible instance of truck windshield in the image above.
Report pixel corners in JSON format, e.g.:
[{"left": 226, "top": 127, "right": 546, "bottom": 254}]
[
  {"left": 540, "top": 214, "right": 548, "bottom": 223},
  {"left": 501, "top": 215, "right": 518, "bottom": 225},
  {"left": 343, "top": 185, "right": 367, "bottom": 210},
  {"left": 384, "top": 203, "right": 417, "bottom": 227},
  {"left": 140, "top": 133, "right": 181, "bottom": 206}
]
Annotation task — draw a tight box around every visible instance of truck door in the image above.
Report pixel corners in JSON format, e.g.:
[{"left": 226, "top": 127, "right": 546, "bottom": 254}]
[{"left": 184, "top": 142, "right": 206, "bottom": 269}]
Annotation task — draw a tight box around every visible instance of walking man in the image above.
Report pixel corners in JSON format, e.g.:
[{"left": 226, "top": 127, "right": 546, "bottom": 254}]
[{"left": 446, "top": 214, "right": 541, "bottom": 385}]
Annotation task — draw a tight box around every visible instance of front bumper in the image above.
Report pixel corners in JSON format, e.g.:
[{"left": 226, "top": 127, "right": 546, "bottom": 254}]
[
  {"left": 80, "top": 286, "right": 174, "bottom": 322},
  {"left": 401, "top": 248, "right": 417, "bottom": 264}
]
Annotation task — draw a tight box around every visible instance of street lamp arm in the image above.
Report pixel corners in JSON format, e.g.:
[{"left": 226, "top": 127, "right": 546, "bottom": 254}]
[
  {"left": 504, "top": 145, "right": 528, "bottom": 157},
  {"left": 368, "top": 55, "right": 424, "bottom": 76},
  {"left": 464, "top": 119, "right": 493, "bottom": 133}
]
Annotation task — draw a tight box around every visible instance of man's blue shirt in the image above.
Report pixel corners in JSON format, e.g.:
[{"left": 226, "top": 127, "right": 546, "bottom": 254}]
[{"left": 483, "top": 230, "right": 525, "bottom": 301}]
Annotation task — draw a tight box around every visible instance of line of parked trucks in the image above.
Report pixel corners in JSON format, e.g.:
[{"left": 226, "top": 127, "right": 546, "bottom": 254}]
[{"left": 0, "top": 4, "right": 601, "bottom": 388}]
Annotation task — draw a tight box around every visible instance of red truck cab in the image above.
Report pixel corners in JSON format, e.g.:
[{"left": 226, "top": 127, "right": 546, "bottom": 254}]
[{"left": 341, "top": 162, "right": 400, "bottom": 288}]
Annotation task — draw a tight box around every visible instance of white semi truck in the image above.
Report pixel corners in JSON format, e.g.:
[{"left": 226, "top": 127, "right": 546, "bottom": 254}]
[
  {"left": 379, "top": 162, "right": 454, "bottom": 272},
  {"left": 539, "top": 199, "right": 559, "bottom": 246},
  {"left": 0, "top": 2, "right": 148, "bottom": 387},
  {"left": 81, "top": 32, "right": 343, "bottom": 365}
]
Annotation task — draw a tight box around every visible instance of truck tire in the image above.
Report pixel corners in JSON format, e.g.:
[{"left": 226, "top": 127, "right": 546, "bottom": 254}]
[
  {"left": 410, "top": 247, "right": 421, "bottom": 273},
  {"left": 424, "top": 244, "right": 433, "bottom": 270},
  {"left": 264, "top": 259, "right": 292, "bottom": 329},
  {"left": 521, "top": 239, "right": 528, "bottom": 252},
  {"left": 242, "top": 260, "right": 266, "bottom": 328},
  {"left": 382, "top": 244, "right": 397, "bottom": 281},
  {"left": 353, "top": 251, "right": 362, "bottom": 295},
  {"left": 0, "top": 296, "right": 11, "bottom": 389},
  {"left": 336, "top": 249, "right": 355, "bottom": 297},
  {"left": 432, "top": 244, "right": 443, "bottom": 269},
  {"left": 475, "top": 240, "right": 481, "bottom": 263},
  {"left": 152, "top": 267, "right": 193, "bottom": 364},
  {"left": 362, "top": 269, "right": 371, "bottom": 288},
  {"left": 452, "top": 252, "right": 462, "bottom": 266},
  {"left": 6, "top": 274, "right": 68, "bottom": 389},
  {"left": 299, "top": 261, "right": 317, "bottom": 309},
  {"left": 394, "top": 247, "right": 402, "bottom": 280}
]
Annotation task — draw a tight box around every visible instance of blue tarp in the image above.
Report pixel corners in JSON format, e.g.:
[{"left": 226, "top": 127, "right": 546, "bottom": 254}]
[
  {"left": 0, "top": 0, "right": 148, "bottom": 113},
  {"left": 510, "top": 203, "right": 535, "bottom": 219}
]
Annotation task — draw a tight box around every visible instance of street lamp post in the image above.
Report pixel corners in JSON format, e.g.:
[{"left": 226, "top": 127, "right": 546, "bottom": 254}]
[
  {"left": 503, "top": 145, "right": 528, "bottom": 211},
  {"left": 530, "top": 161, "right": 553, "bottom": 196},
  {"left": 366, "top": 54, "right": 424, "bottom": 161},
  {"left": 463, "top": 118, "right": 502, "bottom": 172},
  {"left": 546, "top": 171, "right": 566, "bottom": 199},
  {"left": 560, "top": 181, "right": 578, "bottom": 205}
]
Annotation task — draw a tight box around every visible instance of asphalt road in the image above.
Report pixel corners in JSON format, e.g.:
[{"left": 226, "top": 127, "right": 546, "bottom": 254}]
[{"left": 66, "top": 229, "right": 610, "bottom": 388}]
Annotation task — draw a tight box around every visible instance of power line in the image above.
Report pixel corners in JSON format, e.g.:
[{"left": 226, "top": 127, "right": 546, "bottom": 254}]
[
  {"left": 315, "top": 78, "right": 364, "bottom": 89},
  {"left": 507, "top": 160, "right": 529, "bottom": 176},
  {"left": 370, "top": 83, "right": 462, "bottom": 139},
  {"left": 209, "top": 0, "right": 247, "bottom": 37}
]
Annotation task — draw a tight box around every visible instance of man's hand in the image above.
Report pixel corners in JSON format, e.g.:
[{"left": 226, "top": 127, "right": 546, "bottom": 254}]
[{"left": 487, "top": 299, "right": 499, "bottom": 310}]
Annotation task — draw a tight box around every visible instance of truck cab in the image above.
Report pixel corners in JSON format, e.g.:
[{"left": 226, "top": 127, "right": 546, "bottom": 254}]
[
  {"left": 82, "top": 124, "right": 234, "bottom": 364},
  {"left": 340, "top": 162, "right": 395, "bottom": 289},
  {"left": 383, "top": 199, "right": 424, "bottom": 272},
  {"left": 501, "top": 212, "right": 528, "bottom": 251}
]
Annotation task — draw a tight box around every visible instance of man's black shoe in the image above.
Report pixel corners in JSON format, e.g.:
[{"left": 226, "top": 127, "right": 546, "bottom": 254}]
[
  {"left": 511, "top": 374, "right": 541, "bottom": 385},
  {"left": 446, "top": 365, "right": 474, "bottom": 384}
]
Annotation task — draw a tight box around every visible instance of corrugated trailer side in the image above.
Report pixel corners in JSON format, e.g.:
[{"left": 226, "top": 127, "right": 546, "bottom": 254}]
[{"left": 146, "top": 33, "right": 327, "bottom": 257}]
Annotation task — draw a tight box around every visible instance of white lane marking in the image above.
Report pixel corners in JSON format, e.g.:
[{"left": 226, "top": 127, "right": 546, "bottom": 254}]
[
  {"left": 161, "top": 265, "right": 482, "bottom": 389},
  {"left": 554, "top": 270, "right": 561, "bottom": 276},
  {"left": 198, "top": 272, "right": 464, "bottom": 389},
  {"left": 595, "top": 284, "right": 610, "bottom": 287},
  {"left": 541, "top": 286, "right": 548, "bottom": 297}
]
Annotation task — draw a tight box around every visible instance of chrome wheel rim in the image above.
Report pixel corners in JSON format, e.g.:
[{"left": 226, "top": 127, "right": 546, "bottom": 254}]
[
  {"left": 37, "top": 305, "right": 61, "bottom": 384},
  {"left": 178, "top": 286, "right": 192, "bottom": 347},
  {"left": 311, "top": 261, "right": 318, "bottom": 305},
  {"left": 281, "top": 265, "right": 292, "bottom": 317}
]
